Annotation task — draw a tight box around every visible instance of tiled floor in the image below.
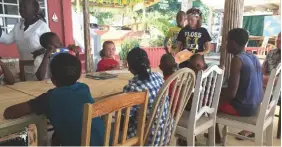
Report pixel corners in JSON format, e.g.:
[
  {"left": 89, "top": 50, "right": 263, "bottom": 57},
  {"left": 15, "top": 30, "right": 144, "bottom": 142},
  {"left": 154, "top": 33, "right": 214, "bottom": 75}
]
[{"left": 173, "top": 107, "right": 281, "bottom": 146}]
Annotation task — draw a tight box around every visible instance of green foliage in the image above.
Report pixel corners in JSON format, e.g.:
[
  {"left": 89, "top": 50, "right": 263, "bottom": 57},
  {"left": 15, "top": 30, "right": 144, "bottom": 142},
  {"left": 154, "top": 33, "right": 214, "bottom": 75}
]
[
  {"left": 145, "top": 11, "right": 174, "bottom": 36},
  {"left": 149, "top": 35, "right": 164, "bottom": 47},
  {"left": 90, "top": 11, "right": 114, "bottom": 25},
  {"left": 119, "top": 39, "right": 140, "bottom": 61},
  {"left": 192, "top": 0, "right": 210, "bottom": 25},
  {"left": 147, "top": 0, "right": 181, "bottom": 15}
]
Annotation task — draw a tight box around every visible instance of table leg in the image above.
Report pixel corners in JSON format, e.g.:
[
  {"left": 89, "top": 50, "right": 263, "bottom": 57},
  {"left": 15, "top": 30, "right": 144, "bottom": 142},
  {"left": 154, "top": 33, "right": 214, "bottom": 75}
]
[{"left": 37, "top": 117, "right": 47, "bottom": 146}]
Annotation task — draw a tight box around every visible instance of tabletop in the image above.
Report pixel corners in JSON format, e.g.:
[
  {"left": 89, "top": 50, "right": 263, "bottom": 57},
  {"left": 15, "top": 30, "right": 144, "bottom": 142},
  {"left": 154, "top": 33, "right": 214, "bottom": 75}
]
[
  {"left": 0, "top": 86, "right": 37, "bottom": 127},
  {"left": 4, "top": 73, "right": 134, "bottom": 100}
]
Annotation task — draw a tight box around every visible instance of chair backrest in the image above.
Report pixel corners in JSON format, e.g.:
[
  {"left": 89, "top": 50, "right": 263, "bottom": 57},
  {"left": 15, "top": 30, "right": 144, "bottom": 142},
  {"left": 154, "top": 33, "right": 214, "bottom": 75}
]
[
  {"left": 81, "top": 91, "right": 149, "bottom": 146},
  {"left": 144, "top": 68, "right": 196, "bottom": 145},
  {"left": 257, "top": 63, "right": 281, "bottom": 126},
  {"left": 188, "top": 65, "right": 225, "bottom": 131},
  {"left": 258, "top": 36, "right": 270, "bottom": 55}
]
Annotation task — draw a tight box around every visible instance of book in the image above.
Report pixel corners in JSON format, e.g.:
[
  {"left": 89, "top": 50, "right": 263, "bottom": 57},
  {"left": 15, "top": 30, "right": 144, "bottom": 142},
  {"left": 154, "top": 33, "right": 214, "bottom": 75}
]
[{"left": 86, "top": 72, "right": 118, "bottom": 80}]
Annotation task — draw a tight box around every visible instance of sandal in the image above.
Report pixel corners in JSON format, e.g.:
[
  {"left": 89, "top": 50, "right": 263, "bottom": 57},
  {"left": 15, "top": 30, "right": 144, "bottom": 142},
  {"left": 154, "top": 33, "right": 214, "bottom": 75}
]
[{"left": 236, "top": 131, "right": 255, "bottom": 140}]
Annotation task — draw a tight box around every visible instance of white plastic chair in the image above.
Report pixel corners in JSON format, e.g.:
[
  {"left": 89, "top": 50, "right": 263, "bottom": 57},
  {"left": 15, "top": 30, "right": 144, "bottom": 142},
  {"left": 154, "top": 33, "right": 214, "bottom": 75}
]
[
  {"left": 217, "top": 63, "right": 281, "bottom": 146},
  {"left": 176, "top": 65, "right": 225, "bottom": 146},
  {"left": 144, "top": 68, "right": 196, "bottom": 146},
  {"left": 257, "top": 36, "right": 269, "bottom": 56}
]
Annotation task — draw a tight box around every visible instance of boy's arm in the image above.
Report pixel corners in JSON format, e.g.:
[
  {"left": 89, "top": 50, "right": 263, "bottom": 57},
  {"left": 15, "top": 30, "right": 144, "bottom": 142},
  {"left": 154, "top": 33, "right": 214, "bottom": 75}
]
[
  {"left": 4, "top": 102, "right": 32, "bottom": 119},
  {"left": 35, "top": 49, "right": 53, "bottom": 81},
  {"left": 222, "top": 56, "right": 242, "bottom": 101},
  {"left": 4, "top": 92, "right": 50, "bottom": 119},
  {"left": 198, "top": 42, "right": 211, "bottom": 55},
  {"left": 0, "top": 61, "right": 15, "bottom": 85}
]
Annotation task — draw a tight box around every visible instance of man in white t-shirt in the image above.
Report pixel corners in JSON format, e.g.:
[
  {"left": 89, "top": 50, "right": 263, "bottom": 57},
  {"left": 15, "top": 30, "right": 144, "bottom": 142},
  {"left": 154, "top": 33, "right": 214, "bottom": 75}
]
[{"left": 0, "top": 60, "right": 15, "bottom": 85}]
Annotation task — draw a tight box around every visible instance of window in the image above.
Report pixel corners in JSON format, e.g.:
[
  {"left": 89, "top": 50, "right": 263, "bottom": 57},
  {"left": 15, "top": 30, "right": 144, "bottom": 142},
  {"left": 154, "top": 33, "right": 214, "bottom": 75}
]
[{"left": 0, "top": 0, "right": 48, "bottom": 33}]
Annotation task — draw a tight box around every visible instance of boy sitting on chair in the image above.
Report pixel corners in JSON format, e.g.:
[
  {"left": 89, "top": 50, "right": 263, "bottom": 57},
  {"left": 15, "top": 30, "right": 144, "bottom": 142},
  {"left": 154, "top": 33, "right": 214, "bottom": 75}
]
[
  {"left": 4, "top": 54, "right": 105, "bottom": 146},
  {"left": 219, "top": 28, "right": 263, "bottom": 137}
]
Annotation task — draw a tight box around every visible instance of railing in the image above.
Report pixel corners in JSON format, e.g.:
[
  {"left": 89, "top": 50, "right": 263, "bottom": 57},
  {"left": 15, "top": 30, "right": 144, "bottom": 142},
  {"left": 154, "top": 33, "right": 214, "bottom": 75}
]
[{"left": 143, "top": 47, "right": 166, "bottom": 68}]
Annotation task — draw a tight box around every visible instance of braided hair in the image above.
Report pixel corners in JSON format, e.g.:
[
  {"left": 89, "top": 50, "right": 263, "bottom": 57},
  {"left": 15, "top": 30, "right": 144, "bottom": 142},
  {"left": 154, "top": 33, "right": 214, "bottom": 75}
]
[{"left": 127, "top": 47, "right": 151, "bottom": 81}]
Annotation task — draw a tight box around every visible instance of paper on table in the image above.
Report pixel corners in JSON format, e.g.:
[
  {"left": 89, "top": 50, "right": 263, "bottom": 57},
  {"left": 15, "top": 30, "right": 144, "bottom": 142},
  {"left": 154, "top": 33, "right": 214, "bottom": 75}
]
[
  {"left": 105, "top": 70, "right": 130, "bottom": 74},
  {"left": 46, "top": 79, "right": 52, "bottom": 84}
]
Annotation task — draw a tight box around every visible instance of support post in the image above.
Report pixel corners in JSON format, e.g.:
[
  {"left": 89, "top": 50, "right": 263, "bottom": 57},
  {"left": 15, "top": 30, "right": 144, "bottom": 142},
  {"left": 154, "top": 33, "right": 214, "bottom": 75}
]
[
  {"left": 220, "top": 0, "right": 244, "bottom": 78},
  {"left": 76, "top": 0, "right": 80, "bottom": 13},
  {"left": 83, "top": 0, "right": 94, "bottom": 73}
]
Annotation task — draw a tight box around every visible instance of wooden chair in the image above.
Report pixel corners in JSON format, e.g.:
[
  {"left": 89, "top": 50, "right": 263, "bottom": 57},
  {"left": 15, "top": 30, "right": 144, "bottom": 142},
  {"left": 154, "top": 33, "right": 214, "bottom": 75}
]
[
  {"left": 176, "top": 65, "right": 225, "bottom": 146},
  {"left": 144, "top": 68, "right": 196, "bottom": 146},
  {"left": 217, "top": 63, "right": 281, "bottom": 146},
  {"left": 81, "top": 91, "right": 149, "bottom": 146}
]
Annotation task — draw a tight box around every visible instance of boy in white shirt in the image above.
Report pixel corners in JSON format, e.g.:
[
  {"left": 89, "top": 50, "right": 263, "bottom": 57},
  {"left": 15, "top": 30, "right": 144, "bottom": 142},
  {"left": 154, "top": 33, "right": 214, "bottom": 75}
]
[
  {"left": 33, "top": 32, "right": 80, "bottom": 81},
  {"left": 33, "top": 32, "right": 63, "bottom": 81}
]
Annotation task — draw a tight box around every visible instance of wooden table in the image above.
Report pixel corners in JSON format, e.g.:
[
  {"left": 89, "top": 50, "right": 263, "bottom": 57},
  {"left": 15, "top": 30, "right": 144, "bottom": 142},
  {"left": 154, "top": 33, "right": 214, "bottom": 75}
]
[
  {"left": 0, "top": 86, "right": 46, "bottom": 145},
  {"left": 5, "top": 73, "right": 133, "bottom": 100},
  {"left": 0, "top": 72, "right": 135, "bottom": 145}
]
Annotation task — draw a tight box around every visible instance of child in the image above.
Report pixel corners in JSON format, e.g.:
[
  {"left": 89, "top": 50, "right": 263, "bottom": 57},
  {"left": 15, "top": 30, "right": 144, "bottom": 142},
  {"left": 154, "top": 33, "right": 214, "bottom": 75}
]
[
  {"left": 219, "top": 28, "right": 263, "bottom": 137},
  {"left": 182, "top": 53, "right": 208, "bottom": 72},
  {"left": 0, "top": 60, "right": 15, "bottom": 85},
  {"left": 96, "top": 41, "right": 120, "bottom": 72},
  {"left": 164, "top": 11, "right": 186, "bottom": 55},
  {"left": 4, "top": 54, "right": 105, "bottom": 146},
  {"left": 33, "top": 32, "right": 80, "bottom": 81},
  {"left": 177, "top": 8, "right": 211, "bottom": 55},
  {"left": 159, "top": 54, "right": 181, "bottom": 117},
  {"left": 124, "top": 47, "right": 171, "bottom": 145}
]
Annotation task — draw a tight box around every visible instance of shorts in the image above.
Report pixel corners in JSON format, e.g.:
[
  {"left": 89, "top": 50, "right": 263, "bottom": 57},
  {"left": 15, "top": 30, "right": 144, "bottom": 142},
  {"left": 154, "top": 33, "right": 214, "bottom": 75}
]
[{"left": 219, "top": 102, "right": 240, "bottom": 116}]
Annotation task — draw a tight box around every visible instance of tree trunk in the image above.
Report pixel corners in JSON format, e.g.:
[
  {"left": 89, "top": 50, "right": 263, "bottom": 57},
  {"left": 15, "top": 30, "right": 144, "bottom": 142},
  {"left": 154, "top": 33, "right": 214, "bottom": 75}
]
[
  {"left": 220, "top": 0, "right": 244, "bottom": 78},
  {"left": 83, "top": 0, "right": 94, "bottom": 73}
]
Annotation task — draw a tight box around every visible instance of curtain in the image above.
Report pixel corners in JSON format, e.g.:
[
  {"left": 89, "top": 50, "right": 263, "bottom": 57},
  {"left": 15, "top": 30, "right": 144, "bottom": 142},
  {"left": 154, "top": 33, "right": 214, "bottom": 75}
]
[{"left": 243, "top": 16, "right": 265, "bottom": 47}]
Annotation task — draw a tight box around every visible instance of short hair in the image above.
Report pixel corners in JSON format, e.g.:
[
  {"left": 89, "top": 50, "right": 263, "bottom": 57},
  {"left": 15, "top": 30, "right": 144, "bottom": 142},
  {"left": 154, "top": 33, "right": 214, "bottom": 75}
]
[
  {"left": 228, "top": 28, "right": 249, "bottom": 47},
  {"left": 160, "top": 54, "right": 177, "bottom": 72},
  {"left": 127, "top": 47, "right": 151, "bottom": 80},
  {"left": 50, "top": 53, "right": 81, "bottom": 86},
  {"left": 176, "top": 11, "right": 186, "bottom": 26},
  {"left": 100, "top": 41, "right": 115, "bottom": 57},
  {"left": 40, "top": 32, "right": 58, "bottom": 49}
]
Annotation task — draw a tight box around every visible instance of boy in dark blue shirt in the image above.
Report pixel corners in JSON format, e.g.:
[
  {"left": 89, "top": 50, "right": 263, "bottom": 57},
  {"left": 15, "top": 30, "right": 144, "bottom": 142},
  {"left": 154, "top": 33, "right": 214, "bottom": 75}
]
[{"left": 4, "top": 53, "right": 105, "bottom": 146}]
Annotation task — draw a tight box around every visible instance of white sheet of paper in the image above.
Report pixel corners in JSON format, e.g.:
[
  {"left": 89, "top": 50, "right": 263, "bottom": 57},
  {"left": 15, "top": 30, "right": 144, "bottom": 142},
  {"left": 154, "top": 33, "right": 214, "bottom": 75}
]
[{"left": 105, "top": 70, "right": 130, "bottom": 74}]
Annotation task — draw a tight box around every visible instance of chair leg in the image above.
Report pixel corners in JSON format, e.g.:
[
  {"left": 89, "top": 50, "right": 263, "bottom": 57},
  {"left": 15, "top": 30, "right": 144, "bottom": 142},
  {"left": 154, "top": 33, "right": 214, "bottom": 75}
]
[
  {"left": 207, "top": 125, "right": 215, "bottom": 146},
  {"left": 222, "top": 125, "right": 228, "bottom": 146},
  {"left": 277, "top": 105, "right": 281, "bottom": 139},
  {"left": 254, "top": 131, "right": 263, "bottom": 146},
  {"left": 187, "top": 135, "right": 195, "bottom": 146},
  {"left": 266, "top": 122, "right": 274, "bottom": 146}
]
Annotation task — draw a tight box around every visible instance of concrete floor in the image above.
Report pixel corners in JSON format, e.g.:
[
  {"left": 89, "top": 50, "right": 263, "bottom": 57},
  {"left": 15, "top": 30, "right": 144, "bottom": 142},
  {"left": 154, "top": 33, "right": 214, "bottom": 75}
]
[{"left": 46, "top": 107, "right": 281, "bottom": 146}]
